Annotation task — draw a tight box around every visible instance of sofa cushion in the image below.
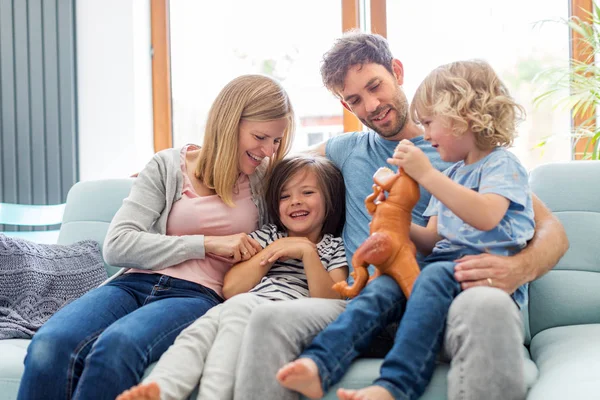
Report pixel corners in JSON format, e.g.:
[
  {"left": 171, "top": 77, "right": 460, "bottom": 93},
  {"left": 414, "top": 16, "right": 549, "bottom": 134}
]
[
  {"left": 528, "top": 324, "right": 600, "bottom": 399},
  {"left": 0, "top": 339, "right": 29, "bottom": 400},
  {"left": 527, "top": 161, "right": 600, "bottom": 339},
  {"left": 315, "top": 351, "right": 538, "bottom": 400},
  {"left": 58, "top": 179, "right": 134, "bottom": 276}
]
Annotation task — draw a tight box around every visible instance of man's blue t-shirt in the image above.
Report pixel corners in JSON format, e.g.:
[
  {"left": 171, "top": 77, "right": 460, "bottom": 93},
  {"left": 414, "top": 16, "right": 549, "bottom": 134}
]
[{"left": 325, "top": 131, "right": 453, "bottom": 272}]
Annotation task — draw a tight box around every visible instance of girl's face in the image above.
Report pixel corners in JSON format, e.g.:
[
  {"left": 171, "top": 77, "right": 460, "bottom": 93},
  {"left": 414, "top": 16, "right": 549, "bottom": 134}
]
[
  {"left": 278, "top": 169, "right": 326, "bottom": 244},
  {"left": 237, "top": 118, "right": 288, "bottom": 175},
  {"left": 421, "top": 115, "right": 476, "bottom": 163}
]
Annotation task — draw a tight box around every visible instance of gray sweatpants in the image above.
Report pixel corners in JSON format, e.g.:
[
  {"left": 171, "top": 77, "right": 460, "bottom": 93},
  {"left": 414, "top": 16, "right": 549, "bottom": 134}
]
[
  {"left": 143, "top": 293, "right": 270, "bottom": 400},
  {"left": 234, "top": 287, "right": 528, "bottom": 400}
]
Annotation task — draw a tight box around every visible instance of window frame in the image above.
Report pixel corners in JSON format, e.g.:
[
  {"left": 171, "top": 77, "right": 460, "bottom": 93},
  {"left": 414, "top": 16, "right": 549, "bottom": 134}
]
[{"left": 151, "top": 0, "right": 592, "bottom": 155}]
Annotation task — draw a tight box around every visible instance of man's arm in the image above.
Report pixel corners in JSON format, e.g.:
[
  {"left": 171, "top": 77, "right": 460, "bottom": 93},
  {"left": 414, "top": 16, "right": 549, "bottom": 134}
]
[
  {"left": 306, "top": 140, "right": 327, "bottom": 157},
  {"left": 454, "top": 194, "right": 569, "bottom": 293}
]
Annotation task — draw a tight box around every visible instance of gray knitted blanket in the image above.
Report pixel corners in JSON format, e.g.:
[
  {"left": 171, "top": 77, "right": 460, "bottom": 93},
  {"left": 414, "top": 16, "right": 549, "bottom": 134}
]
[{"left": 0, "top": 234, "right": 107, "bottom": 339}]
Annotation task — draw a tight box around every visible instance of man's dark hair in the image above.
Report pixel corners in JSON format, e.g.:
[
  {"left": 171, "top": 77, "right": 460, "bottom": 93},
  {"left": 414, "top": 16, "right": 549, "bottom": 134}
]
[{"left": 321, "top": 30, "right": 394, "bottom": 94}]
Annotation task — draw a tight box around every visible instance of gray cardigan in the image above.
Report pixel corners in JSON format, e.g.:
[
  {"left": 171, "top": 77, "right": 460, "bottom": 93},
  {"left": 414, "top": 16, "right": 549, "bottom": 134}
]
[{"left": 103, "top": 147, "right": 269, "bottom": 274}]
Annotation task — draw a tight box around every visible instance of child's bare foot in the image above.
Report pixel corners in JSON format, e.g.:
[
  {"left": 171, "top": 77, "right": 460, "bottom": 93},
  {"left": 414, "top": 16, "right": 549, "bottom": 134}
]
[
  {"left": 276, "top": 358, "right": 324, "bottom": 399},
  {"left": 337, "top": 385, "right": 394, "bottom": 400},
  {"left": 116, "top": 381, "right": 161, "bottom": 400}
]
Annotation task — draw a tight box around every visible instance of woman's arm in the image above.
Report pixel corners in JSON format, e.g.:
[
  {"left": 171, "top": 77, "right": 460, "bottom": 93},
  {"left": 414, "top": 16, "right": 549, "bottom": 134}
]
[
  {"left": 103, "top": 151, "right": 206, "bottom": 269},
  {"left": 410, "top": 217, "right": 442, "bottom": 255}
]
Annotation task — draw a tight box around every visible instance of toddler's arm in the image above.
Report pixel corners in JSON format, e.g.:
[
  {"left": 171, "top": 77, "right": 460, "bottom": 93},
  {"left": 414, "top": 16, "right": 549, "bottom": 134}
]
[
  {"left": 410, "top": 217, "right": 442, "bottom": 255},
  {"left": 419, "top": 170, "right": 510, "bottom": 231}
]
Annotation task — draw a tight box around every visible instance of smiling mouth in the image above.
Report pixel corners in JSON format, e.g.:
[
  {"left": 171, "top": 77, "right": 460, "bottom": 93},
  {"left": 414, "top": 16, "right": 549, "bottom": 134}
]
[
  {"left": 290, "top": 211, "right": 309, "bottom": 218},
  {"left": 247, "top": 151, "right": 263, "bottom": 162},
  {"left": 371, "top": 108, "right": 391, "bottom": 122}
]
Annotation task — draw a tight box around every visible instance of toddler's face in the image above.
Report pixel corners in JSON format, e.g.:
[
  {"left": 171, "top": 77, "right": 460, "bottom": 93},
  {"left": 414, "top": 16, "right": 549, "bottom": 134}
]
[{"left": 422, "top": 115, "right": 473, "bottom": 163}]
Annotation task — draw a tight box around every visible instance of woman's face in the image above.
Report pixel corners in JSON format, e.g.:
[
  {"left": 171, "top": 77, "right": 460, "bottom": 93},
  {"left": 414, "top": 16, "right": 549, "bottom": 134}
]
[{"left": 237, "top": 118, "right": 288, "bottom": 175}]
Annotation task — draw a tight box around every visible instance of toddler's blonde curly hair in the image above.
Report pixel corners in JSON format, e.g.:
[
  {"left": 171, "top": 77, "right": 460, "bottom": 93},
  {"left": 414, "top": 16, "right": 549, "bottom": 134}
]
[{"left": 410, "top": 60, "right": 525, "bottom": 150}]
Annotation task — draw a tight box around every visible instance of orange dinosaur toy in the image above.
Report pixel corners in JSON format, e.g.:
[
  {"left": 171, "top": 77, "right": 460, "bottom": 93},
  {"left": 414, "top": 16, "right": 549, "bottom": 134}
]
[{"left": 333, "top": 167, "right": 421, "bottom": 299}]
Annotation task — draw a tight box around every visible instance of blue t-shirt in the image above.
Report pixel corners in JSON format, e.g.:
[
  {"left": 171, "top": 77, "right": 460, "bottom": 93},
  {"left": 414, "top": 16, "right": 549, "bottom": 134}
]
[
  {"left": 423, "top": 147, "right": 535, "bottom": 306},
  {"left": 325, "top": 131, "right": 453, "bottom": 272}
]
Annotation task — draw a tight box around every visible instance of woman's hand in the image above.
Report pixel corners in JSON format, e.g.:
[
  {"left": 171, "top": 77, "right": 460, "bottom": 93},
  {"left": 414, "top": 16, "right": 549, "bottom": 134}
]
[
  {"left": 259, "top": 237, "right": 317, "bottom": 266},
  {"left": 205, "top": 233, "right": 262, "bottom": 263},
  {"left": 387, "top": 139, "right": 434, "bottom": 182}
]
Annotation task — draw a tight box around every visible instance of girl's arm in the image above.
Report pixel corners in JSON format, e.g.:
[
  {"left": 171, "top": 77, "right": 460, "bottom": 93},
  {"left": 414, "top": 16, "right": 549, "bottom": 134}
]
[
  {"left": 410, "top": 217, "right": 442, "bottom": 255},
  {"left": 222, "top": 247, "right": 273, "bottom": 299},
  {"left": 418, "top": 170, "right": 509, "bottom": 231},
  {"left": 303, "top": 250, "right": 348, "bottom": 300},
  {"left": 257, "top": 237, "right": 349, "bottom": 300}
]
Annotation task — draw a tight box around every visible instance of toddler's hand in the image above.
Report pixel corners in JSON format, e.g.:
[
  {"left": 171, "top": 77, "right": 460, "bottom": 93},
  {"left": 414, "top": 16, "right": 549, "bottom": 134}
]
[{"left": 387, "top": 139, "right": 433, "bottom": 181}]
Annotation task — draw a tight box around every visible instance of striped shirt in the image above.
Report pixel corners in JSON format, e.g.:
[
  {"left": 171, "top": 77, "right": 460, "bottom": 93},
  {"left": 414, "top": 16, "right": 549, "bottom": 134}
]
[{"left": 248, "top": 224, "right": 346, "bottom": 301}]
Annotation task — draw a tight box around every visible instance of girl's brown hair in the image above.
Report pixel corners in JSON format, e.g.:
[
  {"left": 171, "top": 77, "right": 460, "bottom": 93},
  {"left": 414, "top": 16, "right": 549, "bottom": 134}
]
[
  {"left": 265, "top": 155, "right": 346, "bottom": 237},
  {"left": 195, "top": 74, "right": 295, "bottom": 206}
]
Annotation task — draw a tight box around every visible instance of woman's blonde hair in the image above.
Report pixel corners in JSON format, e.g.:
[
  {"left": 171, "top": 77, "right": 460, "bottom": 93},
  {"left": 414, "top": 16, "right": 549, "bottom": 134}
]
[
  {"left": 195, "top": 74, "right": 295, "bottom": 206},
  {"left": 410, "top": 60, "right": 525, "bottom": 150}
]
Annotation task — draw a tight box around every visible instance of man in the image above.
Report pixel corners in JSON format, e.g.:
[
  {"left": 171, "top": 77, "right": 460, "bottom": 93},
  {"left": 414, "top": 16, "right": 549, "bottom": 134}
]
[{"left": 233, "top": 31, "right": 568, "bottom": 400}]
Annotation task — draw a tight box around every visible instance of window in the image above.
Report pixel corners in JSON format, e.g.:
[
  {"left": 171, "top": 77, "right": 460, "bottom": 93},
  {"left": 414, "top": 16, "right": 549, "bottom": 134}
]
[
  {"left": 169, "top": 0, "right": 344, "bottom": 152},
  {"left": 387, "top": 0, "right": 571, "bottom": 169}
]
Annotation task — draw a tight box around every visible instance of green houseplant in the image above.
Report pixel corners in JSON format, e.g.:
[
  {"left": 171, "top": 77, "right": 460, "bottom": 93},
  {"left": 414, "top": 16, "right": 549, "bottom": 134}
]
[{"left": 535, "top": 4, "right": 600, "bottom": 159}]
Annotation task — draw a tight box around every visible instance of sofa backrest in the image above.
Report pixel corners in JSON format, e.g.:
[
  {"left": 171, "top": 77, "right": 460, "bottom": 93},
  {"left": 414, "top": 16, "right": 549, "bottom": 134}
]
[
  {"left": 527, "top": 161, "right": 600, "bottom": 339},
  {"left": 57, "top": 179, "right": 134, "bottom": 277}
]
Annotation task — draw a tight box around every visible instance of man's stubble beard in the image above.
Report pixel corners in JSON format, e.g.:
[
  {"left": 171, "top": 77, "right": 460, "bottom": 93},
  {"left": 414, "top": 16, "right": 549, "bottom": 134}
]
[{"left": 362, "top": 96, "right": 409, "bottom": 139}]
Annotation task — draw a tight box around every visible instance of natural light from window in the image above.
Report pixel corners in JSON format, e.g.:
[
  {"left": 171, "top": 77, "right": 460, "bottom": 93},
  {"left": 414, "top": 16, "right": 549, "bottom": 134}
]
[
  {"left": 387, "top": 0, "right": 571, "bottom": 170},
  {"left": 169, "top": 0, "right": 344, "bottom": 153}
]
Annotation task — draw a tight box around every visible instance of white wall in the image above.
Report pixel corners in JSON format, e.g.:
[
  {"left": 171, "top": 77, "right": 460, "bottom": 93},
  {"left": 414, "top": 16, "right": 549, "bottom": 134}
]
[{"left": 77, "top": 0, "right": 154, "bottom": 181}]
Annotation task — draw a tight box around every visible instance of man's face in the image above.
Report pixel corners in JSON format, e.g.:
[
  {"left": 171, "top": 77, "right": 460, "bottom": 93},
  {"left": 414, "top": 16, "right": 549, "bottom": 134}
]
[{"left": 338, "top": 62, "right": 409, "bottom": 140}]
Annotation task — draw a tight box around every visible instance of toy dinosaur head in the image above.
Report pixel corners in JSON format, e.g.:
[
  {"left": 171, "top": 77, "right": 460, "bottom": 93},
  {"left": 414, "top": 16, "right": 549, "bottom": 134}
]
[{"left": 373, "top": 167, "right": 420, "bottom": 211}]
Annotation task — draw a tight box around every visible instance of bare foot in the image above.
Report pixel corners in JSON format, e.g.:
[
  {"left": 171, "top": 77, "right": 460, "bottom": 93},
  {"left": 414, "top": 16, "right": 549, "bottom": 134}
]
[
  {"left": 276, "top": 358, "right": 324, "bottom": 399},
  {"left": 337, "top": 385, "right": 394, "bottom": 400},
  {"left": 116, "top": 381, "right": 161, "bottom": 400}
]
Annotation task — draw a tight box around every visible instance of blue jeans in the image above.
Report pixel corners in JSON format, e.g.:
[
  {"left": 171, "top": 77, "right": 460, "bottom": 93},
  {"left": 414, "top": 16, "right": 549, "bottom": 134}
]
[
  {"left": 17, "top": 273, "right": 223, "bottom": 400},
  {"left": 301, "top": 259, "right": 461, "bottom": 400}
]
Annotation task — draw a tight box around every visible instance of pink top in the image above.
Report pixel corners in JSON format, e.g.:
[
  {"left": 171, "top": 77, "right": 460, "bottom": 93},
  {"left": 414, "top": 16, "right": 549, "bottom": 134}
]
[{"left": 128, "top": 145, "right": 259, "bottom": 298}]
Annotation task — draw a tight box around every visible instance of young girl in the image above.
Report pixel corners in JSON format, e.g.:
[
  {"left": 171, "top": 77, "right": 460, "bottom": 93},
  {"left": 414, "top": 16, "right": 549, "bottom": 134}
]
[
  {"left": 17, "top": 75, "right": 294, "bottom": 400},
  {"left": 276, "top": 60, "right": 535, "bottom": 400},
  {"left": 117, "top": 155, "right": 349, "bottom": 400}
]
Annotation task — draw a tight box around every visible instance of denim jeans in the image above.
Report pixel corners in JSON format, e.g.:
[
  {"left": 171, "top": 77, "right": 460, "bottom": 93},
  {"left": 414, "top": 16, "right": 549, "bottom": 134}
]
[
  {"left": 300, "top": 258, "right": 461, "bottom": 400},
  {"left": 17, "top": 273, "right": 223, "bottom": 400}
]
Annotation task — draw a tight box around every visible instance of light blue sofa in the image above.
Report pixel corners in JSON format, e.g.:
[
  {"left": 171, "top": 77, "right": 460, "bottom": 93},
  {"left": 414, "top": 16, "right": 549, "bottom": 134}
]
[{"left": 1, "top": 161, "right": 599, "bottom": 400}]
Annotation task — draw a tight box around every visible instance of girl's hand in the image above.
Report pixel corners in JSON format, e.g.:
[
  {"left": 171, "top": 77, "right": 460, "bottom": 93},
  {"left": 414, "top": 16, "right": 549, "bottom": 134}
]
[
  {"left": 205, "top": 233, "right": 262, "bottom": 263},
  {"left": 259, "top": 237, "right": 317, "bottom": 266},
  {"left": 387, "top": 139, "right": 434, "bottom": 182}
]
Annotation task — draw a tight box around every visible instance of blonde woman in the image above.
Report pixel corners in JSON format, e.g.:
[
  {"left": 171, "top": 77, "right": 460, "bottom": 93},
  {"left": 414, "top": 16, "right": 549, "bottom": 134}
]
[{"left": 17, "top": 75, "right": 295, "bottom": 400}]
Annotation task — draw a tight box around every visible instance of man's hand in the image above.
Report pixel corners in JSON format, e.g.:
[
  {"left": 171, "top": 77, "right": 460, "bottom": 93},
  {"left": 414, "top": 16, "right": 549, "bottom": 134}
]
[{"left": 454, "top": 253, "right": 529, "bottom": 294}]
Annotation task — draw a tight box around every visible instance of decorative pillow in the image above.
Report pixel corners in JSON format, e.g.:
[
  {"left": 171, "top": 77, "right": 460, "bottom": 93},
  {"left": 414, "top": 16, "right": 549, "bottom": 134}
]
[{"left": 0, "top": 234, "right": 108, "bottom": 339}]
